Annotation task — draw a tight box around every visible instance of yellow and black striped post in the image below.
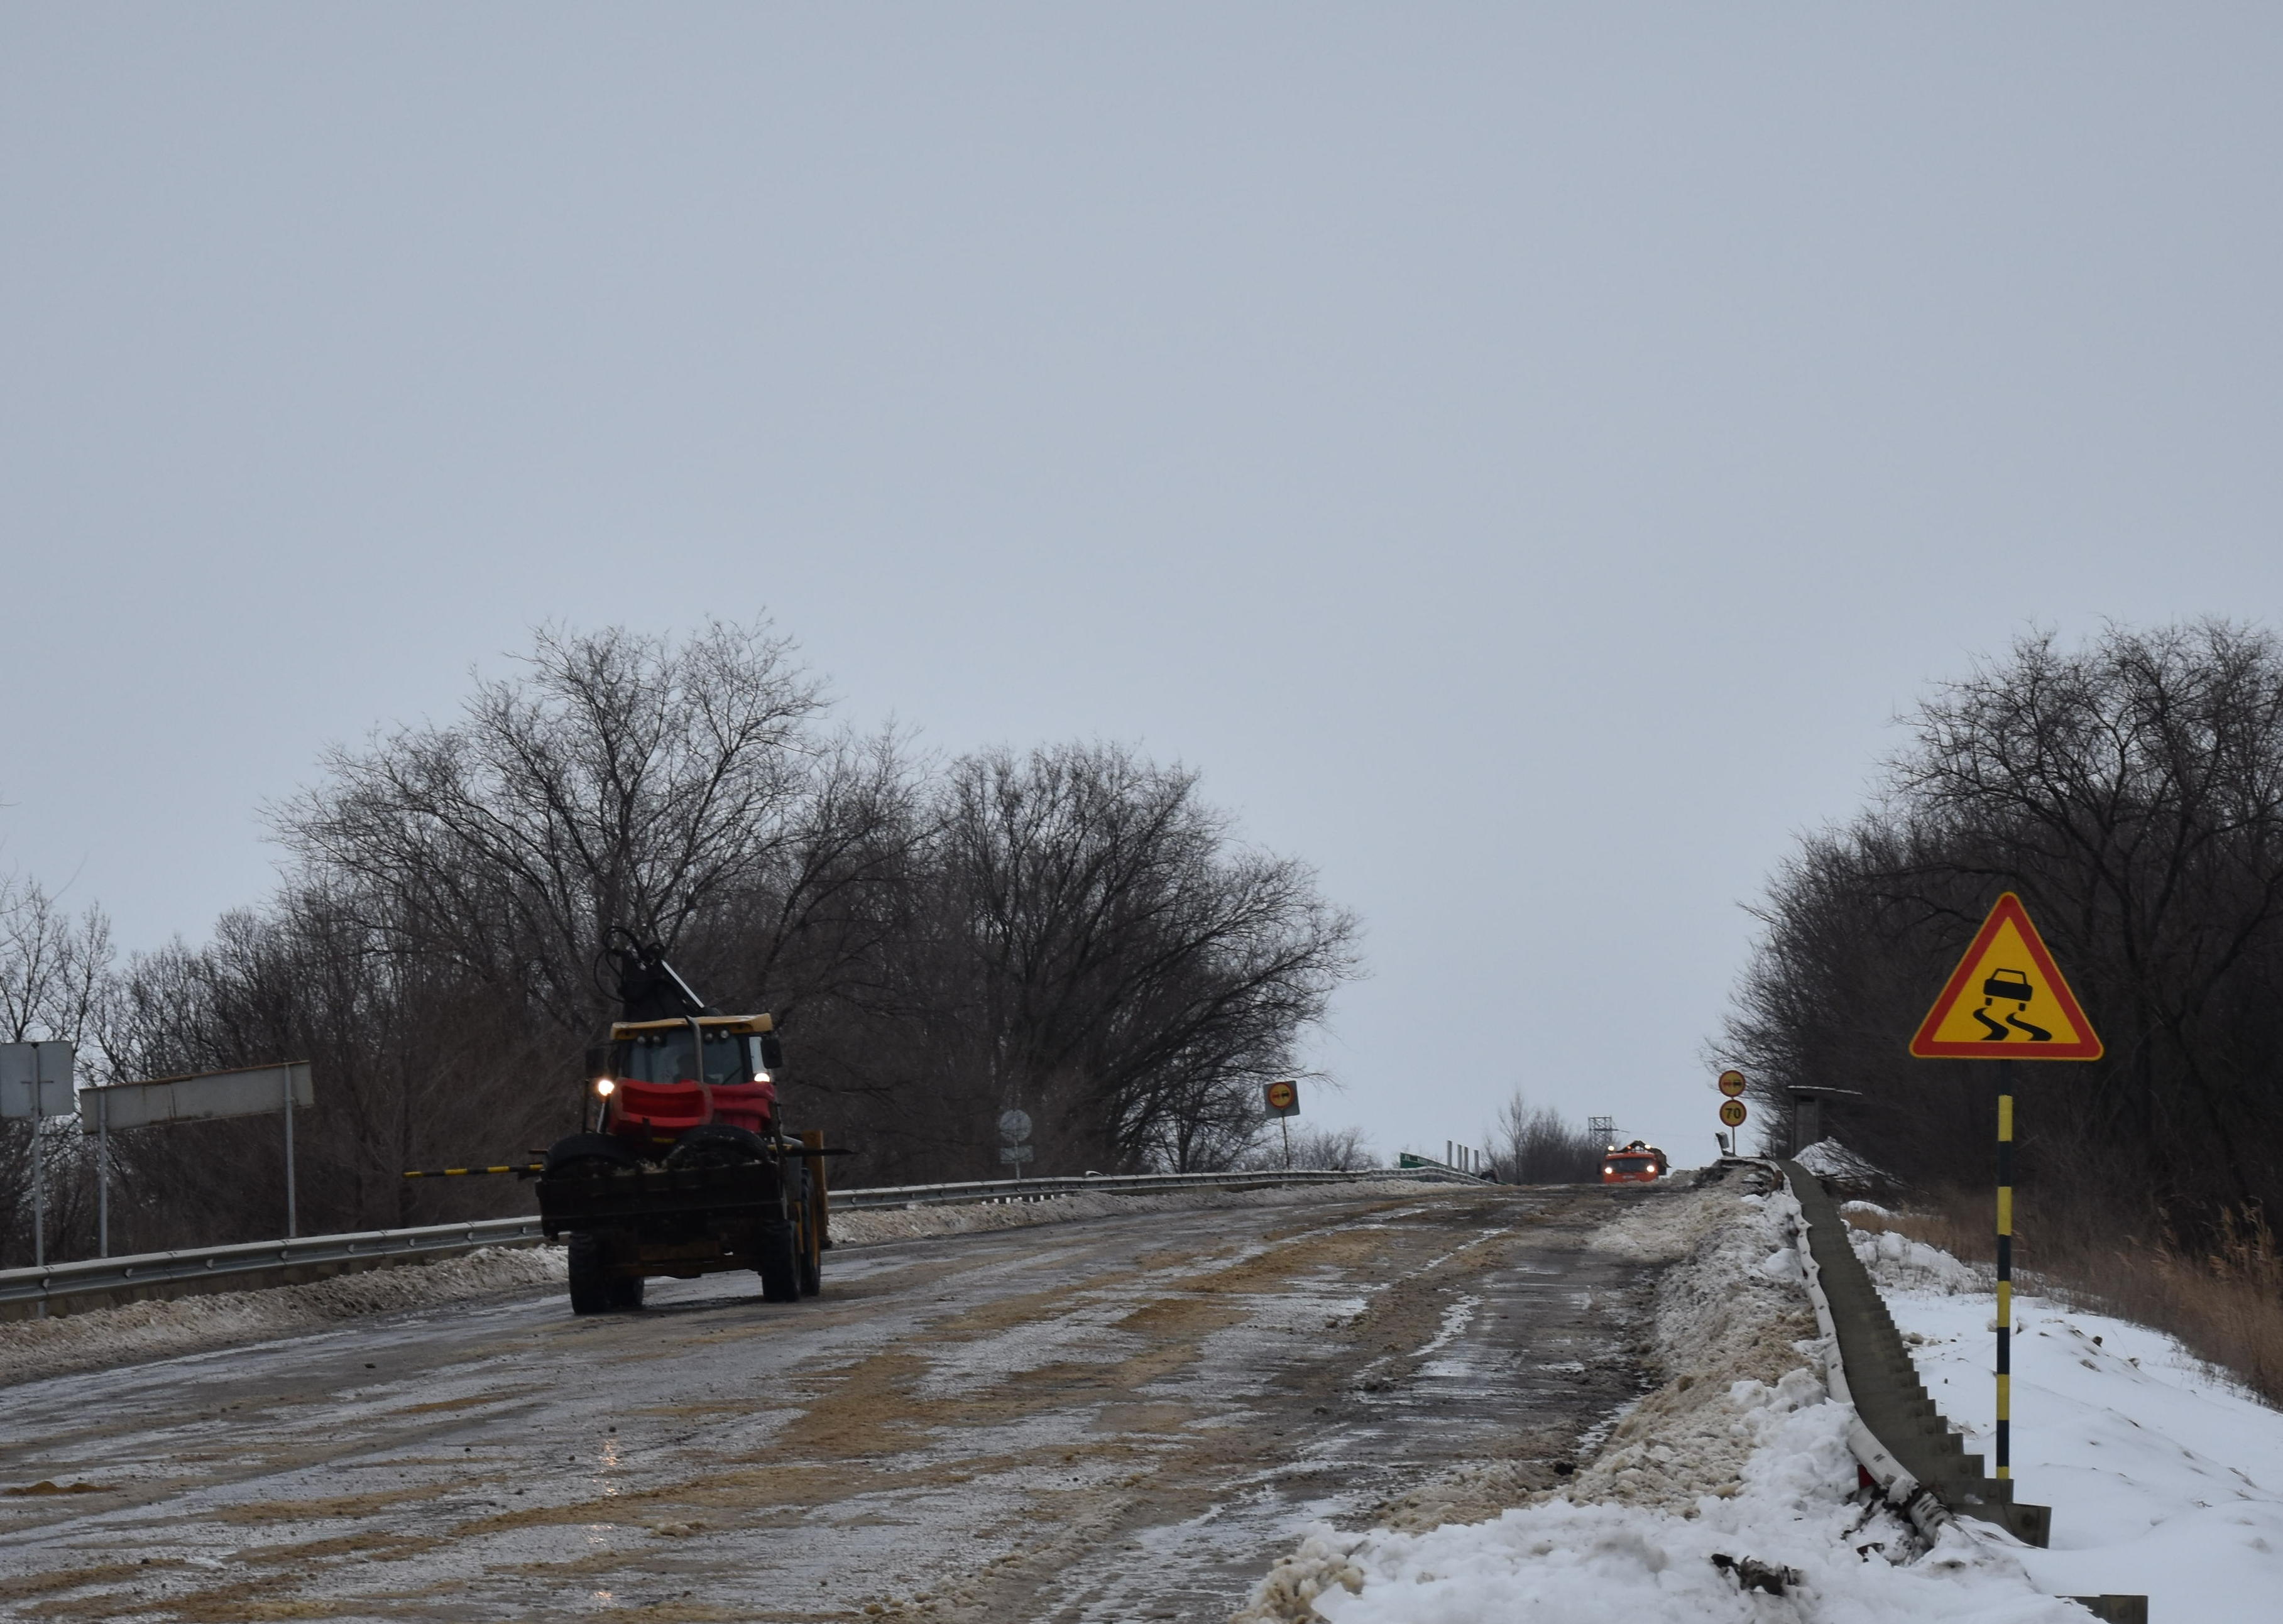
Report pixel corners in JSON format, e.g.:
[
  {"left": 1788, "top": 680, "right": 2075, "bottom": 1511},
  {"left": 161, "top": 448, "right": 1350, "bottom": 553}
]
[{"left": 1996, "top": 1057, "right": 2015, "bottom": 1480}]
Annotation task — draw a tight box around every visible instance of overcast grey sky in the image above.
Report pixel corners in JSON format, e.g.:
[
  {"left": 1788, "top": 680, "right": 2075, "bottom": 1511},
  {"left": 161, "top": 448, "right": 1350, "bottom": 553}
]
[{"left": 5, "top": 6, "right": 2281, "bottom": 1162}]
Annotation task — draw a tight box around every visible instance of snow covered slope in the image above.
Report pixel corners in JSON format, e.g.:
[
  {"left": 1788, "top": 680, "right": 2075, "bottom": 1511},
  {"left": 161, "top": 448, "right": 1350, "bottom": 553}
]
[
  {"left": 1863, "top": 1228, "right": 2283, "bottom": 1622},
  {"left": 1235, "top": 1181, "right": 2091, "bottom": 1623}
]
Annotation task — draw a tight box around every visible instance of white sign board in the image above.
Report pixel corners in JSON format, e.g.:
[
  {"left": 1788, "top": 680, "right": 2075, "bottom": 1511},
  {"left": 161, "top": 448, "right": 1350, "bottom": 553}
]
[
  {"left": 997, "top": 1108, "right": 1033, "bottom": 1145},
  {"left": 80, "top": 1062, "right": 313, "bottom": 1132},
  {"left": 0, "top": 1042, "right": 75, "bottom": 1119},
  {"left": 999, "top": 1143, "right": 1035, "bottom": 1164}
]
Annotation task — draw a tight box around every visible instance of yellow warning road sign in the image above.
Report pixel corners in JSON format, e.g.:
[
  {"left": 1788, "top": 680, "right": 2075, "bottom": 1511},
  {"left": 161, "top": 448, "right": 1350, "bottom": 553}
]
[
  {"left": 1718, "top": 1099, "right": 1747, "bottom": 1128},
  {"left": 1717, "top": 1069, "right": 1747, "bottom": 1098},
  {"left": 1909, "top": 893, "right": 2102, "bottom": 1060}
]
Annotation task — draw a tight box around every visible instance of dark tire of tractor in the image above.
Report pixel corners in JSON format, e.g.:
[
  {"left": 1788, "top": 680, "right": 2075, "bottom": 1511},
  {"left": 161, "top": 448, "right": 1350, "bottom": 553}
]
[
  {"left": 567, "top": 1231, "right": 611, "bottom": 1316},
  {"left": 545, "top": 1133, "right": 638, "bottom": 1176},
  {"left": 797, "top": 1173, "right": 822, "bottom": 1297},
  {"left": 757, "top": 1218, "right": 801, "bottom": 1302}
]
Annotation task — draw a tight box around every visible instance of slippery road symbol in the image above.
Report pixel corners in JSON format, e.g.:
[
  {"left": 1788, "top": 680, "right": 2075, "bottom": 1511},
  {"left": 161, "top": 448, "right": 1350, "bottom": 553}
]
[
  {"left": 1909, "top": 893, "right": 2102, "bottom": 1060},
  {"left": 1973, "top": 968, "right": 2052, "bottom": 1042}
]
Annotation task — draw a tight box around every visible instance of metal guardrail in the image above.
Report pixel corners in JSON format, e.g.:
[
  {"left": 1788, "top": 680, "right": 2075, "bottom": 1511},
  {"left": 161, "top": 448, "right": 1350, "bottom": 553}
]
[
  {"left": 0, "top": 1216, "right": 550, "bottom": 1311},
  {"left": 0, "top": 1166, "right": 1467, "bottom": 1314}
]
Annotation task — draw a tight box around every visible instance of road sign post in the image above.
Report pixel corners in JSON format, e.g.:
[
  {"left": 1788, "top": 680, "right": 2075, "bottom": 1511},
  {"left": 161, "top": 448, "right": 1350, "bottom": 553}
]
[
  {"left": 1263, "top": 1080, "right": 1299, "bottom": 1169},
  {"left": 998, "top": 1108, "right": 1033, "bottom": 1180},
  {"left": 79, "top": 1062, "right": 314, "bottom": 1243},
  {"left": 1909, "top": 892, "right": 2102, "bottom": 1486},
  {"left": 1, "top": 1043, "right": 75, "bottom": 1304},
  {"left": 1715, "top": 1071, "right": 1748, "bottom": 1155}
]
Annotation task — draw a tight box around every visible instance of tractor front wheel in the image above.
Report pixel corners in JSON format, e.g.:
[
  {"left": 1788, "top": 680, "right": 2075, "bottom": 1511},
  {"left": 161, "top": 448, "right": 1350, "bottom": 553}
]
[
  {"left": 567, "top": 1231, "right": 611, "bottom": 1315},
  {"left": 756, "top": 1218, "right": 801, "bottom": 1302}
]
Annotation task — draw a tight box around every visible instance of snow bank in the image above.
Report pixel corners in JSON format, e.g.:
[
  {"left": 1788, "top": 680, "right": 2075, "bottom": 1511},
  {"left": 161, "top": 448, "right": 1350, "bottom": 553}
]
[
  {"left": 1846, "top": 1220, "right": 1987, "bottom": 1296},
  {"left": 829, "top": 1176, "right": 1452, "bottom": 1247},
  {"left": 1247, "top": 1392, "right": 2079, "bottom": 1623},
  {"left": 1232, "top": 1182, "right": 2084, "bottom": 1623},
  {"left": 0, "top": 1245, "right": 564, "bottom": 1389},
  {"left": 1795, "top": 1137, "right": 1891, "bottom": 1184},
  {"left": 1876, "top": 1238, "right": 2283, "bottom": 1622},
  {"left": 1567, "top": 1184, "right": 1820, "bottom": 1513}
]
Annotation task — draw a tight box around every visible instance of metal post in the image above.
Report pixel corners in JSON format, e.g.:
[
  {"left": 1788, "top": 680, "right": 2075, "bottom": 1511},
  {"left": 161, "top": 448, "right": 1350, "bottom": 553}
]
[
  {"left": 1996, "top": 1057, "right": 2015, "bottom": 1481},
  {"left": 1281, "top": 1115, "right": 1292, "bottom": 1169},
  {"left": 97, "top": 1088, "right": 109, "bottom": 1258},
  {"left": 283, "top": 1069, "right": 297, "bottom": 1240},
  {"left": 30, "top": 1062, "right": 46, "bottom": 1308}
]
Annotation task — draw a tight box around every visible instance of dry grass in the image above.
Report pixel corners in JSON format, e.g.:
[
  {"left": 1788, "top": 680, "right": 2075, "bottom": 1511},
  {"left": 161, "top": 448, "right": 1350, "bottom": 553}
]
[{"left": 1851, "top": 1187, "right": 2283, "bottom": 1408}]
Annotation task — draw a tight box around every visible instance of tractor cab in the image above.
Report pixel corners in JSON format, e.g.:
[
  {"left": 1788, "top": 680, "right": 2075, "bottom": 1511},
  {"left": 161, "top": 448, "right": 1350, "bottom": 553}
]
[
  {"left": 1601, "top": 1140, "right": 1667, "bottom": 1184},
  {"left": 598, "top": 1014, "right": 781, "bottom": 1150}
]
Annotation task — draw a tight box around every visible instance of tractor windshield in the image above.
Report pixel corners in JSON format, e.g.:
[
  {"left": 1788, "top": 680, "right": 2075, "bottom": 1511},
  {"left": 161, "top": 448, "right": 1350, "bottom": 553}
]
[{"left": 617, "top": 1028, "right": 757, "bottom": 1088}]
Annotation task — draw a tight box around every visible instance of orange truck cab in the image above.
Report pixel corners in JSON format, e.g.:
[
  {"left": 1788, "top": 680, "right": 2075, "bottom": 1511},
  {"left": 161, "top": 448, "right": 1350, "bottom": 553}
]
[{"left": 1601, "top": 1140, "right": 1667, "bottom": 1184}]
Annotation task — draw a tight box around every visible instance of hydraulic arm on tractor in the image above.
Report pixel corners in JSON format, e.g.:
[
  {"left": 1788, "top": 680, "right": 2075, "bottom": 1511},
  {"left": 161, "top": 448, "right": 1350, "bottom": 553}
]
[{"left": 534, "top": 934, "right": 841, "bottom": 1314}]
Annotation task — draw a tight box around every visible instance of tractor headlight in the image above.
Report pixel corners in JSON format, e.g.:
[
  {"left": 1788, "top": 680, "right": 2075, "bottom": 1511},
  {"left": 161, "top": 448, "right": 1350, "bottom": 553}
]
[
  {"left": 752, "top": 1069, "right": 773, "bottom": 1084},
  {"left": 594, "top": 1078, "right": 616, "bottom": 1097}
]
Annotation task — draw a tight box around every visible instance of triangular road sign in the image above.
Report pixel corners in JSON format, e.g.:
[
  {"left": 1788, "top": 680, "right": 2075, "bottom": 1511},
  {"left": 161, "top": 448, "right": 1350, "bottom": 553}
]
[{"left": 1909, "top": 893, "right": 2102, "bottom": 1060}]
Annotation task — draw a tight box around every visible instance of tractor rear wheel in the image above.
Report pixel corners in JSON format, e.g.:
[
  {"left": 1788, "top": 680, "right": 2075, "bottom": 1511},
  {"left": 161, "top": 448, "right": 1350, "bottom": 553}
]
[
  {"left": 756, "top": 1218, "right": 801, "bottom": 1302},
  {"left": 567, "top": 1231, "right": 611, "bottom": 1315}
]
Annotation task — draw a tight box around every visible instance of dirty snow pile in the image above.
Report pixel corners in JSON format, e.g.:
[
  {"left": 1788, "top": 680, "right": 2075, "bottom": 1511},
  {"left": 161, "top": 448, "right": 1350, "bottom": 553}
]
[
  {"left": 1794, "top": 1136, "right": 1890, "bottom": 1184},
  {"left": 0, "top": 1245, "right": 562, "bottom": 1388},
  {"left": 1845, "top": 1214, "right": 1986, "bottom": 1296},
  {"left": 1233, "top": 1180, "right": 2086, "bottom": 1624},
  {"left": 1860, "top": 1221, "right": 2283, "bottom": 1623},
  {"left": 830, "top": 1175, "right": 1451, "bottom": 1248},
  {"left": 1559, "top": 1181, "right": 1820, "bottom": 1512}
]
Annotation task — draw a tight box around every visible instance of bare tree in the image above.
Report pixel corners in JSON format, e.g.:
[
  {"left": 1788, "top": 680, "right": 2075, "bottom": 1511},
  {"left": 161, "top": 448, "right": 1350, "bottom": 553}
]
[
  {"left": 1489, "top": 1091, "right": 1602, "bottom": 1184},
  {"left": 1239, "top": 1124, "right": 1379, "bottom": 1171},
  {"left": 63, "top": 624, "right": 1365, "bottom": 1246},
  {"left": 914, "top": 743, "right": 1362, "bottom": 1177},
  {"left": 274, "top": 620, "right": 828, "bottom": 1035},
  {"left": 0, "top": 875, "right": 112, "bottom": 1266},
  {"left": 1724, "top": 621, "right": 2283, "bottom": 1246}
]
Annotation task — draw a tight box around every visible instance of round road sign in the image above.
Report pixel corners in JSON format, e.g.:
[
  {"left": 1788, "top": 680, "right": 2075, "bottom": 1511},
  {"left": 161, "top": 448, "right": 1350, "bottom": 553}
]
[
  {"left": 1717, "top": 1069, "right": 1748, "bottom": 1098},
  {"left": 1264, "top": 1080, "right": 1298, "bottom": 1113},
  {"left": 1719, "top": 1099, "right": 1748, "bottom": 1128},
  {"left": 997, "top": 1108, "right": 1033, "bottom": 1145}
]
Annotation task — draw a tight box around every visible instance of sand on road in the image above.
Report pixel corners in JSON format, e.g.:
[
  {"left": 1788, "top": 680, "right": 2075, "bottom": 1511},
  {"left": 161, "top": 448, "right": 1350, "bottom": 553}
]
[{"left": 0, "top": 1184, "right": 1672, "bottom": 1623}]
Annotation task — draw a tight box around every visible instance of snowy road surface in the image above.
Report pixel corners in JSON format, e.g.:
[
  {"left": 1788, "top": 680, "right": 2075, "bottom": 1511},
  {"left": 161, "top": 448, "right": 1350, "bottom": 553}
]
[{"left": 0, "top": 1184, "right": 1665, "bottom": 1622}]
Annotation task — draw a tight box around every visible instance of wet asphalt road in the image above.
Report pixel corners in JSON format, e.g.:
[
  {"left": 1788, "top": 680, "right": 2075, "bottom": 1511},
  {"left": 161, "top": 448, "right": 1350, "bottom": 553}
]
[{"left": 0, "top": 1184, "right": 1672, "bottom": 1623}]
